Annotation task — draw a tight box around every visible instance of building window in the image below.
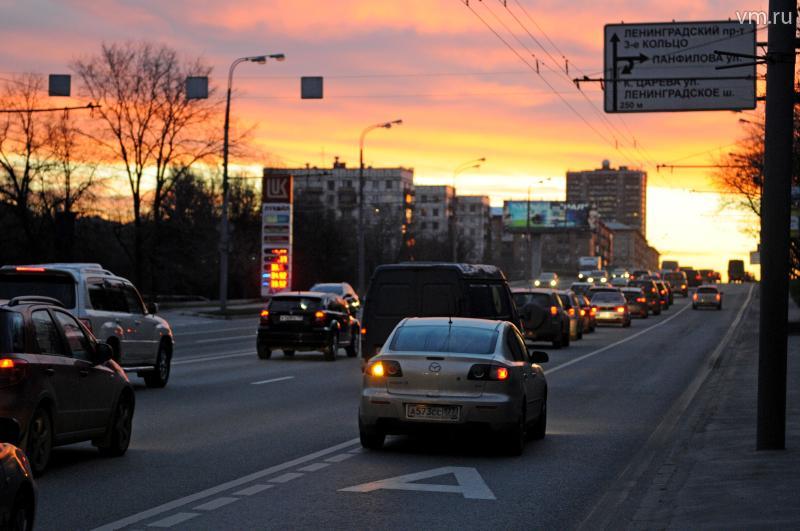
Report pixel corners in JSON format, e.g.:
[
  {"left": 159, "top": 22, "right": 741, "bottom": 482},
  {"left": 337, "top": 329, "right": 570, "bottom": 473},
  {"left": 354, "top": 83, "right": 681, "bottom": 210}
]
[
  {"left": 432, "top": 222, "right": 439, "bottom": 230},
  {"left": 327, "top": 180, "right": 335, "bottom": 191},
  {"left": 470, "top": 204, "right": 477, "bottom": 213},
  {"left": 344, "top": 180, "right": 352, "bottom": 187},
  {"left": 386, "top": 180, "right": 393, "bottom": 190},
  {"left": 433, "top": 208, "right": 439, "bottom": 216},
  {"left": 420, "top": 195, "right": 427, "bottom": 203},
  {"left": 421, "top": 222, "right": 427, "bottom": 230}
]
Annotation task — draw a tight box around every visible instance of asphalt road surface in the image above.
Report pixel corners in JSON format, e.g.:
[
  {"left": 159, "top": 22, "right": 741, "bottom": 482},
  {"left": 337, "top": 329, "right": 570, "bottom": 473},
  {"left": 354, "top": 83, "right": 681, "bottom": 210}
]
[{"left": 34, "top": 284, "right": 754, "bottom": 530}]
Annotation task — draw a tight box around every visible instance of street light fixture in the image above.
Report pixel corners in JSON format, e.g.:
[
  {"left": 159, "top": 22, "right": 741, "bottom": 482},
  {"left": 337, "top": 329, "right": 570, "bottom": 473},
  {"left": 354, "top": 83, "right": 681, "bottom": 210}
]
[
  {"left": 357, "top": 119, "right": 403, "bottom": 295},
  {"left": 451, "top": 157, "right": 486, "bottom": 262},
  {"left": 219, "top": 53, "right": 284, "bottom": 313}
]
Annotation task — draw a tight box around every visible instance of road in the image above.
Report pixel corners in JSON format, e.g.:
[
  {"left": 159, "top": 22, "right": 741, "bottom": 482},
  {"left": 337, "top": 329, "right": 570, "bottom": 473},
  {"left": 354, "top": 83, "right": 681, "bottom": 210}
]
[{"left": 34, "top": 284, "right": 753, "bottom": 530}]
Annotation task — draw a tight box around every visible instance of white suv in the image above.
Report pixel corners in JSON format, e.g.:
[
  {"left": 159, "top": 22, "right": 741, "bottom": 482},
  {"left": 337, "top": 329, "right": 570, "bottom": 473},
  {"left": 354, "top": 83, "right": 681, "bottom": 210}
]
[{"left": 0, "top": 263, "right": 174, "bottom": 388}]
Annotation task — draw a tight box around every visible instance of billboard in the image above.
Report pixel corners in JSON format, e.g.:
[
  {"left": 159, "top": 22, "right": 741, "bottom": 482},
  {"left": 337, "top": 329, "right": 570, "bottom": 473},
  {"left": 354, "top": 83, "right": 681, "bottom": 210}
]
[{"left": 503, "top": 201, "right": 592, "bottom": 231}]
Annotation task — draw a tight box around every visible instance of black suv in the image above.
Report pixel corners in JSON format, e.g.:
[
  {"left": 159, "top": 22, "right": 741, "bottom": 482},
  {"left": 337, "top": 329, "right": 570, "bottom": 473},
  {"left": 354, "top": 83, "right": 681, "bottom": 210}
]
[
  {"left": 257, "top": 292, "right": 360, "bottom": 361},
  {"left": 512, "top": 289, "right": 570, "bottom": 348},
  {"left": 628, "top": 279, "right": 662, "bottom": 315},
  {"left": 360, "top": 263, "right": 520, "bottom": 361},
  {"left": 0, "top": 297, "right": 134, "bottom": 475}
]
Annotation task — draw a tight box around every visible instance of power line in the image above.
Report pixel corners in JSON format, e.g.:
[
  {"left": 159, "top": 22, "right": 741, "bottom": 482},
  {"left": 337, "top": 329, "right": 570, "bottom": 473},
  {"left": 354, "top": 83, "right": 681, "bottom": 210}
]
[{"left": 461, "top": 0, "right": 646, "bottom": 170}]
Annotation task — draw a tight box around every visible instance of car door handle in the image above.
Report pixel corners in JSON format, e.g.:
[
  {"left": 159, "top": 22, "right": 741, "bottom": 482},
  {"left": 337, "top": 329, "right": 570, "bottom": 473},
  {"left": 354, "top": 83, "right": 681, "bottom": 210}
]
[
  {"left": 79, "top": 369, "right": 89, "bottom": 377},
  {"left": 43, "top": 367, "right": 55, "bottom": 376}
]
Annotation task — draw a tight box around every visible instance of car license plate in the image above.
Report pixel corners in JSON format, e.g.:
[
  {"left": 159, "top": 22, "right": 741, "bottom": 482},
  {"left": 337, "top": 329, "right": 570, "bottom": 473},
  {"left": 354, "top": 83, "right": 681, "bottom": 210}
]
[
  {"left": 599, "top": 311, "right": 615, "bottom": 319},
  {"left": 405, "top": 404, "right": 460, "bottom": 422},
  {"left": 279, "top": 315, "right": 304, "bottom": 322}
]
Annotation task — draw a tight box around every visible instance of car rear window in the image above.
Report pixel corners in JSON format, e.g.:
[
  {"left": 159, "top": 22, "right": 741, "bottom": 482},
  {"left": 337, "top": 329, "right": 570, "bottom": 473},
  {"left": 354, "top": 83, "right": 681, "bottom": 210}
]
[
  {"left": 622, "top": 291, "right": 643, "bottom": 302},
  {"left": 592, "top": 292, "right": 625, "bottom": 303},
  {"left": 512, "top": 293, "right": 552, "bottom": 308},
  {"left": 269, "top": 297, "right": 322, "bottom": 312},
  {"left": 697, "top": 287, "right": 718, "bottom": 294},
  {"left": 389, "top": 325, "right": 498, "bottom": 355},
  {"left": 310, "top": 284, "right": 343, "bottom": 295},
  {"left": 468, "top": 283, "right": 511, "bottom": 318},
  {"left": 0, "top": 273, "right": 76, "bottom": 308}
]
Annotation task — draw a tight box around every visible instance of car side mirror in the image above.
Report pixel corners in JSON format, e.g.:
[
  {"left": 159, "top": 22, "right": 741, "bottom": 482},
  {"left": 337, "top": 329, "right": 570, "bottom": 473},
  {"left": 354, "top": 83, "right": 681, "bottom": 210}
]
[
  {"left": 529, "top": 350, "right": 549, "bottom": 364},
  {"left": 0, "top": 417, "right": 21, "bottom": 446},
  {"left": 147, "top": 302, "right": 159, "bottom": 314},
  {"left": 94, "top": 343, "right": 114, "bottom": 365}
]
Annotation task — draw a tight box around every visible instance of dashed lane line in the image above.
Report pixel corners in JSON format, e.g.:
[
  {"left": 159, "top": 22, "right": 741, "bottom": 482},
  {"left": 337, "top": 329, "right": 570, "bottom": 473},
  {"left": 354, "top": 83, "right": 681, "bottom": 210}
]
[
  {"left": 92, "top": 438, "right": 360, "bottom": 531},
  {"left": 193, "top": 497, "right": 239, "bottom": 511},
  {"left": 251, "top": 376, "right": 295, "bottom": 385},
  {"left": 233, "top": 484, "right": 273, "bottom": 496},
  {"left": 298, "top": 462, "right": 331, "bottom": 472},
  {"left": 269, "top": 472, "right": 304, "bottom": 484}
]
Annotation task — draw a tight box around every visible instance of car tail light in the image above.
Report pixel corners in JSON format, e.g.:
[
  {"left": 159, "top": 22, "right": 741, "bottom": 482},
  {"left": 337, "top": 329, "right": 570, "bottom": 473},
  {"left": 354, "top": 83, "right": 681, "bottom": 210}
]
[
  {"left": 681, "top": 284, "right": 686, "bottom": 289},
  {"left": 568, "top": 308, "right": 575, "bottom": 317},
  {"left": 637, "top": 297, "right": 646, "bottom": 303},
  {"left": 361, "top": 327, "right": 367, "bottom": 335},
  {"left": 660, "top": 290, "right": 666, "bottom": 295},
  {"left": 260, "top": 309, "right": 270, "bottom": 323},
  {"left": 580, "top": 309, "right": 586, "bottom": 317},
  {"left": 693, "top": 294, "right": 698, "bottom": 301},
  {"left": 468, "top": 364, "right": 510, "bottom": 381},
  {"left": 695, "top": 274, "right": 701, "bottom": 280},
  {"left": 15, "top": 267, "right": 44, "bottom": 272},
  {"left": 79, "top": 318, "right": 93, "bottom": 332},
  {"left": 314, "top": 310, "right": 326, "bottom": 323},
  {"left": 550, "top": 306, "right": 558, "bottom": 316},
  {"left": 616, "top": 306, "right": 626, "bottom": 313},
  {"left": 590, "top": 306, "right": 597, "bottom": 316},
  {"left": 715, "top": 294, "right": 721, "bottom": 301},
  {"left": 367, "top": 360, "right": 402, "bottom": 378},
  {"left": 0, "top": 358, "right": 26, "bottom": 388}
]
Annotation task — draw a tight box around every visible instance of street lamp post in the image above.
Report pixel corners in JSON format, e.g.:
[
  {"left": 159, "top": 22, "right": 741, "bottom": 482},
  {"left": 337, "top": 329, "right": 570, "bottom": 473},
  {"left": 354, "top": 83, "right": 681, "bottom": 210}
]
[
  {"left": 451, "top": 158, "right": 485, "bottom": 262},
  {"left": 219, "top": 53, "right": 284, "bottom": 313},
  {"left": 357, "top": 119, "right": 403, "bottom": 295}
]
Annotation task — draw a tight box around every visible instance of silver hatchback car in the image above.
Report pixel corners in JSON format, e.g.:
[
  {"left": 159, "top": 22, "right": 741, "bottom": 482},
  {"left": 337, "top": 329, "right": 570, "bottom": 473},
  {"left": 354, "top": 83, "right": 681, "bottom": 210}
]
[{"left": 359, "top": 317, "right": 549, "bottom": 455}]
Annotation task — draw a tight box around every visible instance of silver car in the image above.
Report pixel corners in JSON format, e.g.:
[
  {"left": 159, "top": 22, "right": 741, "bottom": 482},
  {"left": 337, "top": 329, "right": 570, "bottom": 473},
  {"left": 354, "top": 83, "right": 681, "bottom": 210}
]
[
  {"left": 358, "top": 317, "right": 549, "bottom": 455},
  {"left": 693, "top": 285, "right": 723, "bottom": 310}
]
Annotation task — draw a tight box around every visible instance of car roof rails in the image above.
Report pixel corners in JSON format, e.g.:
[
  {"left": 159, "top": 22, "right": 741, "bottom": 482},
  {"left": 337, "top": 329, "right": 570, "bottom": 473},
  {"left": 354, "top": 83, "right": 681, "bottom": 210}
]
[{"left": 6, "top": 296, "right": 65, "bottom": 308}]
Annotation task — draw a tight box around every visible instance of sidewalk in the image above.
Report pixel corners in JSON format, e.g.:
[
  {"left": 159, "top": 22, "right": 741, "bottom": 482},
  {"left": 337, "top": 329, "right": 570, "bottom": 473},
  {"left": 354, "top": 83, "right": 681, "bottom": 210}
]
[{"left": 628, "top": 293, "right": 800, "bottom": 528}]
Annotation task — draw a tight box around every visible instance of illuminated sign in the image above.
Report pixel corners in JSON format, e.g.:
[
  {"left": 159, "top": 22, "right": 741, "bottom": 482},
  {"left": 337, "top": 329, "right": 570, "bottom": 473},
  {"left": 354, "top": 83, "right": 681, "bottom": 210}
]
[{"left": 261, "top": 173, "right": 293, "bottom": 296}]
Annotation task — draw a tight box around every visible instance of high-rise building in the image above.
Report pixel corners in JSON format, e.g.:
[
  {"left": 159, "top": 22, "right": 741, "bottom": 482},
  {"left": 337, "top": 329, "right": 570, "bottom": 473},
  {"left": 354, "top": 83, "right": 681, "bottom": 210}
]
[
  {"left": 456, "top": 195, "right": 491, "bottom": 263},
  {"left": 566, "top": 160, "right": 647, "bottom": 236},
  {"left": 415, "top": 185, "right": 455, "bottom": 242}
]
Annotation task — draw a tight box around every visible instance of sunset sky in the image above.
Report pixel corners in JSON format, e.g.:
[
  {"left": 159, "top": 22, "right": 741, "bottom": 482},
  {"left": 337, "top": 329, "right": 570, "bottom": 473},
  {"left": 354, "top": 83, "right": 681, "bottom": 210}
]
[{"left": 1, "top": 0, "right": 768, "bottom": 275}]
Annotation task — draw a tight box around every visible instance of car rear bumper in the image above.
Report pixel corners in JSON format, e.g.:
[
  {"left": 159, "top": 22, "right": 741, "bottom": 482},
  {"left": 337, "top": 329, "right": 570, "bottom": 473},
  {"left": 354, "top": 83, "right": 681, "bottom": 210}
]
[
  {"left": 523, "top": 321, "right": 561, "bottom": 341},
  {"left": 257, "top": 328, "right": 331, "bottom": 350},
  {"left": 359, "top": 389, "right": 521, "bottom": 433}
]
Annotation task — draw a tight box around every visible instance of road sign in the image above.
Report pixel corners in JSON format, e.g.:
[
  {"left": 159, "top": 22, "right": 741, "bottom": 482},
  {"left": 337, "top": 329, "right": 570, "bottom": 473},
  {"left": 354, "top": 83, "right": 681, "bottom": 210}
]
[
  {"left": 604, "top": 21, "right": 757, "bottom": 113},
  {"left": 261, "top": 172, "right": 293, "bottom": 297}
]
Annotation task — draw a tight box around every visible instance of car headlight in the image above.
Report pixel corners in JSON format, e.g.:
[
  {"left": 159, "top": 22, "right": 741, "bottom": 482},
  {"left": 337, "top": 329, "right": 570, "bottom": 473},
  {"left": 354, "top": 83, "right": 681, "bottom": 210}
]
[
  {"left": 534, "top": 280, "right": 541, "bottom": 286},
  {"left": 578, "top": 273, "right": 584, "bottom": 279},
  {"left": 588, "top": 277, "right": 594, "bottom": 283},
  {"left": 550, "top": 280, "right": 557, "bottom": 287},
  {"left": 601, "top": 277, "right": 608, "bottom": 283}
]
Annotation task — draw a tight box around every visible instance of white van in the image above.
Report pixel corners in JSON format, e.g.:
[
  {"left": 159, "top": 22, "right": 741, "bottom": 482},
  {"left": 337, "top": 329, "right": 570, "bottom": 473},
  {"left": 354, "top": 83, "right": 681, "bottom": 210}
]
[{"left": 0, "top": 263, "right": 174, "bottom": 387}]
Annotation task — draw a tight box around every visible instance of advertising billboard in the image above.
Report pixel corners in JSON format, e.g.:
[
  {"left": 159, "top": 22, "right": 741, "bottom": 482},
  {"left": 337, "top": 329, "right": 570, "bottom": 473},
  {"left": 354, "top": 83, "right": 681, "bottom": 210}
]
[
  {"left": 503, "top": 201, "right": 592, "bottom": 231},
  {"left": 261, "top": 173, "right": 293, "bottom": 297}
]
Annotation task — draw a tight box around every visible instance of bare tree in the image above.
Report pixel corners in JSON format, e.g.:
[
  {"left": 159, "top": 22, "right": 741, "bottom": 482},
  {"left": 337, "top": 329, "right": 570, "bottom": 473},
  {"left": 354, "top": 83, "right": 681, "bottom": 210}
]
[
  {"left": 0, "top": 74, "right": 53, "bottom": 258},
  {"left": 72, "top": 42, "right": 223, "bottom": 287},
  {"left": 715, "top": 102, "right": 800, "bottom": 277}
]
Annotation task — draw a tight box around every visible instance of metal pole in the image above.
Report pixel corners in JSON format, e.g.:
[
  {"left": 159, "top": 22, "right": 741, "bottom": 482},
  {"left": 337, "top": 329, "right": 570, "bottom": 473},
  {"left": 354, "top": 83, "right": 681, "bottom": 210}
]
[
  {"left": 452, "top": 180, "right": 458, "bottom": 263},
  {"left": 757, "top": 0, "right": 795, "bottom": 451},
  {"left": 358, "top": 136, "right": 366, "bottom": 295},
  {"left": 220, "top": 59, "right": 242, "bottom": 313}
]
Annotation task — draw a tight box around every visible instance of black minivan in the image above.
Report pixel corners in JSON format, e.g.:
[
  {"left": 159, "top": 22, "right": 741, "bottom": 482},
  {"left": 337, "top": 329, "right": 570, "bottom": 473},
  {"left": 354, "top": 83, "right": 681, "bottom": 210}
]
[{"left": 360, "top": 263, "right": 521, "bottom": 361}]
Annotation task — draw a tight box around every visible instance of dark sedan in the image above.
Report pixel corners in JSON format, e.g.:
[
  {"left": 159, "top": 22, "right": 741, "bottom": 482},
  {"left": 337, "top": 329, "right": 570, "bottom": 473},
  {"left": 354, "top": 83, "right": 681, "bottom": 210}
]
[
  {"left": 0, "top": 418, "right": 35, "bottom": 530},
  {"left": 0, "top": 297, "right": 135, "bottom": 476},
  {"left": 621, "top": 287, "right": 649, "bottom": 318}
]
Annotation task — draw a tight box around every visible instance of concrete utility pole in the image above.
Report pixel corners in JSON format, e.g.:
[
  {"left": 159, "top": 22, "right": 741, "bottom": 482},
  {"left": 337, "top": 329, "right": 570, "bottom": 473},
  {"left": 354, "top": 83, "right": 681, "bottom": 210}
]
[
  {"left": 357, "top": 119, "right": 402, "bottom": 295},
  {"left": 757, "top": 0, "right": 796, "bottom": 450}
]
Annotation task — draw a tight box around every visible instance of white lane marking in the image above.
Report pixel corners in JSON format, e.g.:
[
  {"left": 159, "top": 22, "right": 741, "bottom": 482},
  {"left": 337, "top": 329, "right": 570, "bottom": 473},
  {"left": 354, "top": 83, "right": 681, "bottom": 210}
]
[
  {"left": 193, "top": 497, "right": 239, "bottom": 511},
  {"left": 195, "top": 334, "right": 256, "bottom": 344},
  {"left": 172, "top": 350, "right": 255, "bottom": 366},
  {"left": 298, "top": 462, "right": 330, "bottom": 472},
  {"left": 233, "top": 484, "right": 273, "bottom": 496},
  {"left": 251, "top": 376, "right": 295, "bottom": 386},
  {"left": 92, "top": 438, "right": 360, "bottom": 531},
  {"left": 146, "top": 512, "right": 200, "bottom": 528},
  {"left": 325, "top": 453, "right": 355, "bottom": 463},
  {"left": 545, "top": 301, "right": 692, "bottom": 376},
  {"left": 706, "top": 284, "right": 754, "bottom": 364},
  {"left": 175, "top": 326, "right": 255, "bottom": 337},
  {"left": 341, "top": 467, "right": 496, "bottom": 500},
  {"left": 269, "top": 472, "right": 304, "bottom": 483}
]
